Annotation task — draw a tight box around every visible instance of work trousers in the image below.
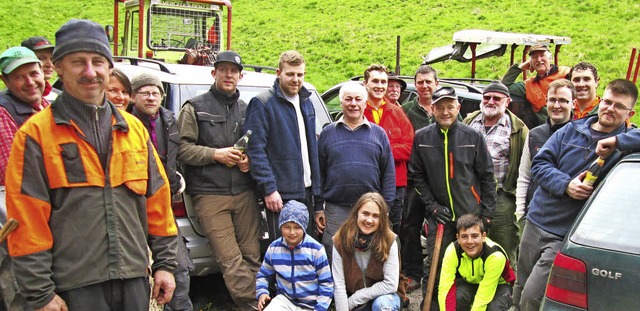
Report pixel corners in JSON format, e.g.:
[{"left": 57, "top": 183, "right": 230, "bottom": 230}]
[
  {"left": 512, "top": 220, "right": 563, "bottom": 311},
  {"left": 58, "top": 277, "right": 149, "bottom": 311},
  {"left": 193, "top": 191, "right": 261, "bottom": 311},
  {"left": 165, "top": 230, "right": 194, "bottom": 311},
  {"left": 401, "top": 187, "right": 424, "bottom": 282},
  {"left": 321, "top": 202, "right": 352, "bottom": 262},
  {"left": 265, "top": 188, "right": 318, "bottom": 240},
  {"left": 390, "top": 187, "right": 406, "bottom": 234},
  {"left": 487, "top": 190, "right": 519, "bottom": 268},
  {"left": 454, "top": 280, "right": 512, "bottom": 311}
]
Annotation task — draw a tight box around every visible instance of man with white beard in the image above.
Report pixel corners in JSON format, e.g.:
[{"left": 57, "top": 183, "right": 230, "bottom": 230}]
[{"left": 463, "top": 80, "right": 528, "bottom": 268}]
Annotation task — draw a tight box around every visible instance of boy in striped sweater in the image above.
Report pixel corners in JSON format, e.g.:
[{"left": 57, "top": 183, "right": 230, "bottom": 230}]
[{"left": 256, "top": 200, "right": 334, "bottom": 310}]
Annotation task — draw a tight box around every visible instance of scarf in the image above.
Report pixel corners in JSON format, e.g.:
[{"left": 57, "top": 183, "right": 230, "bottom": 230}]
[{"left": 354, "top": 232, "right": 374, "bottom": 251}]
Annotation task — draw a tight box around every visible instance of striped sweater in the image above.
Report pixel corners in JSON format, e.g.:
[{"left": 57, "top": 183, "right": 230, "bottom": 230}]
[{"left": 256, "top": 234, "right": 334, "bottom": 310}]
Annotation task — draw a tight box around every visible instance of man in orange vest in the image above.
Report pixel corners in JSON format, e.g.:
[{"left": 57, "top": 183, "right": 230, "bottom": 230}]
[{"left": 502, "top": 44, "right": 570, "bottom": 129}]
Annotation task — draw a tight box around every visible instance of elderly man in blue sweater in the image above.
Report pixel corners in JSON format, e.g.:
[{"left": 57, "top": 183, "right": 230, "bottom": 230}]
[
  {"left": 317, "top": 81, "right": 396, "bottom": 258},
  {"left": 515, "top": 79, "right": 640, "bottom": 311}
]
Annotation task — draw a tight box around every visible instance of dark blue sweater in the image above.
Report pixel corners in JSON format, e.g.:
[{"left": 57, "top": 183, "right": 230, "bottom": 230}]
[{"left": 318, "top": 120, "right": 396, "bottom": 206}]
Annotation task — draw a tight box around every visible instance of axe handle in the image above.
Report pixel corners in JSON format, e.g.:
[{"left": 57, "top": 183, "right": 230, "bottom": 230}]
[{"left": 422, "top": 223, "right": 444, "bottom": 311}]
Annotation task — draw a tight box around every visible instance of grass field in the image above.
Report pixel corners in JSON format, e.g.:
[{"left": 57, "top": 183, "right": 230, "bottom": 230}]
[{"left": 1, "top": 0, "right": 639, "bottom": 108}]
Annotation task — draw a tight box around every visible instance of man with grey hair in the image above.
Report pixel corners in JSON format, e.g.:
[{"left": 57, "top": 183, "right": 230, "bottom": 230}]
[
  {"left": 317, "top": 81, "right": 395, "bottom": 255},
  {"left": 502, "top": 44, "right": 570, "bottom": 129},
  {"left": 464, "top": 80, "right": 528, "bottom": 269},
  {"left": 5, "top": 19, "right": 178, "bottom": 310}
]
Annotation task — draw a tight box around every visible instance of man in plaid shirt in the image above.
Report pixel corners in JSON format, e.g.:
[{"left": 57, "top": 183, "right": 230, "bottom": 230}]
[
  {"left": 463, "top": 80, "right": 528, "bottom": 268},
  {"left": 0, "top": 46, "right": 47, "bottom": 223}
]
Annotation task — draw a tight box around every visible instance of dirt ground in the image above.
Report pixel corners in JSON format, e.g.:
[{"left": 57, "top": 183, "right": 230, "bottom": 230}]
[{"left": 154, "top": 274, "right": 426, "bottom": 311}]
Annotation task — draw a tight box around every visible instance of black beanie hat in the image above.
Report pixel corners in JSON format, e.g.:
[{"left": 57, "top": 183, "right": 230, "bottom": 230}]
[
  {"left": 53, "top": 19, "right": 113, "bottom": 67},
  {"left": 483, "top": 80, "right": 510, "bottom": 97}
]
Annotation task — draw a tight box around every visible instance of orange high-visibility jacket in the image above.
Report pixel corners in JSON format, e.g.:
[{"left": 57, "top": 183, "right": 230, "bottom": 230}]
[{"left": 5, "top": 101, "right": 177, "bottom": 307}]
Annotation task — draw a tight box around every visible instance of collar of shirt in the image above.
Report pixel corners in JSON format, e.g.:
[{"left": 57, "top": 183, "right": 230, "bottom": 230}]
[
  {"left": 337, "top": 116, "right": 371, "bottom": 131},
  {"left": 574, "top": 95, "right": 600, "bottom": 119},
  {"left": 367, "top": 100, "right": 386, "bottom": 124}
]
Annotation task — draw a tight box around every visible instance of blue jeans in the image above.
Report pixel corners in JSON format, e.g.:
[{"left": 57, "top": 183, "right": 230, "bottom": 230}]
[{"left": 371, "top": 293, "right": 401, "bottom": 311}]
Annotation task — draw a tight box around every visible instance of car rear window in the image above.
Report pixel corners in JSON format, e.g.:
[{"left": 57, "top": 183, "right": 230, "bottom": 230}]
[{"left": 570, "top": 162, "right": 640, "bottom": 255}]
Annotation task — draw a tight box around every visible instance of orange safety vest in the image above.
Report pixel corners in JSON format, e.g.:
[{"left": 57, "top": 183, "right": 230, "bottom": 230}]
[{"left": 525, "top": 66, "right": 571, "bottom": 112}]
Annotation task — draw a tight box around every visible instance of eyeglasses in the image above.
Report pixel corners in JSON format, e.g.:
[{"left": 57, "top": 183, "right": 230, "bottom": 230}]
[
  {"left": 137, "top": 91, "right": 163, "bottom": 98},
  {"left": 482, "top": 95, "right": 507, "bottom": 102},
  {"left": 600, "top": 99, "right": 633, "bottom": 112},
  {"left": 547, "top": 98, "right": 571, "bottom": 105}
]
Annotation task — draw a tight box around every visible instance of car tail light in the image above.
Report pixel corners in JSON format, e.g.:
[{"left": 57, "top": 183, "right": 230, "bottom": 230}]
[
  {"left": 171, "top": 194, "right": 187, "bottom": 218},
  {"left": 545, "top": 252, "right": 587, "bottom": 309}
]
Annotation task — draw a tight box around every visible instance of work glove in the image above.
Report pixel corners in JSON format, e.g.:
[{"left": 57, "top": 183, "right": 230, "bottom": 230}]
[
  {"left": 481, "top": 216, "right": 493, "bottom": 231},
  {"left": 431, "top": 205, "right": 452, "bottom": 224}
]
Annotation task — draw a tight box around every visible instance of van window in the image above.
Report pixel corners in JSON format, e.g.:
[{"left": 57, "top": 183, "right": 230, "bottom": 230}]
[{"left": 570, "top": 162, "right": 640, "bottom": 255}]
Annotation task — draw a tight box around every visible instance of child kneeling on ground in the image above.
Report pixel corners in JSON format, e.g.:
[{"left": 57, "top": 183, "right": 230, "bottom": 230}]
[
  {"left": 438, "top": 214, "right": 516, "bottom": 311},
  {"left": 256, "top": 200, "right": 334, "bottom": 311}
]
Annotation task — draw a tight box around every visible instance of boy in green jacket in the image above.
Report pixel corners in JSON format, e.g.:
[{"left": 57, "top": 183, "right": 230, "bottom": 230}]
[{"left": 438, "top": 214, "right": 515, "bottom": 311}]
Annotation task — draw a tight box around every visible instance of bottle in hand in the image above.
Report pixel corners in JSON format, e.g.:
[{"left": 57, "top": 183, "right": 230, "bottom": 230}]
[
  {"left": 583, "top": 157, "right": 604, "bottom": 187},
  {"left": 227, "top": 130, "right": 252, "bottom": 167}
]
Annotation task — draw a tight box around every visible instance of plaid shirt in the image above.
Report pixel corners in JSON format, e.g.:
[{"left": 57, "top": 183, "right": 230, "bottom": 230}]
[
  {"left": 0, "top": 106, "right": 18, "bottom": 186},
  {"left": 468, "top": 113, "right": 511, "bottom": 188}
]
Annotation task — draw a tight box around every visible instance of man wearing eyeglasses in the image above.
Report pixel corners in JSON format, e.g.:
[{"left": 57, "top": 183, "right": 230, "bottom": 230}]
[
  {"left": 178, "top": 51, "right": 262, "bottom": 311},
  {"left": 128, "top": 73, "right": 194, "bottom": 311},
  {"left": 407, "top": 86, "right": 496, "bottom": 310},
  {"left": 463, "top": 80, "right": 528, "bottom": 271},
  {"left": 514, "top": 79, "right": 575, "bottom": 234},
  {"left": 515, "top": 79, "right": 640, "bottom": 311}
]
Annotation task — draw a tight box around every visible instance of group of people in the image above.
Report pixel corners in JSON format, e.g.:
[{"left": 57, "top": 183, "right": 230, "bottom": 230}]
[{"left": 1, "top": 17, "right": 639, "bottom": 311}]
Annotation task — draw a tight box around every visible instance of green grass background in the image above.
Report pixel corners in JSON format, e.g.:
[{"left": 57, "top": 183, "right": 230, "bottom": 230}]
[{"left": 1, "top": 0, "right": 640, "bottom": 120}]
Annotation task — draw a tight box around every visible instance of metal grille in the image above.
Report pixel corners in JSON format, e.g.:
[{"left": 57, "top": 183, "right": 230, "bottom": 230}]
[{"left": 148, "top": 3, "right": 221, "bottom": 52}]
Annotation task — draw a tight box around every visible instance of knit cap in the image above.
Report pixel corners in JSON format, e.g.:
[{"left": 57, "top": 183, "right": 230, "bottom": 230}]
[
  {"left": 53, "top": 19, "right": 113, "bottom": 67},
  {"left": 483, "top": 80, "right": 510, "bottom": 97},
  {"left": 130, "top": 73, "right": 165, "bottom": 95},
  {"left": 279, "top": 200, "right": 309, "bottom": 230}
]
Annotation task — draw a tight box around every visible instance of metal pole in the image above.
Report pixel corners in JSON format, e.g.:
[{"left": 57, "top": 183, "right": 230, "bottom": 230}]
[
  {"left": 395, "top": 35, "right": 401, "bottom": 75},
  {"left": 627, "top": 48, "right": 637, "bottom": 80}
]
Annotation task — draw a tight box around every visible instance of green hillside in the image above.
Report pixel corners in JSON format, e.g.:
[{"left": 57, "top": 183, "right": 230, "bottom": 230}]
[{"left": 1, "top": 0, "right": 639, "bottom": 93}]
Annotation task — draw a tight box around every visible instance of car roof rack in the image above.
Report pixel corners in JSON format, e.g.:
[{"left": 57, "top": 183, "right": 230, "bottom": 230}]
[{"left": 114, "top": 56, "right": 175, "bottom": 74}]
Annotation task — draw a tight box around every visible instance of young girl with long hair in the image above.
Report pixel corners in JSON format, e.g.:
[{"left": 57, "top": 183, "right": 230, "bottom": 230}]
[{"left": 332, "top": 192, "right": 401, "bottom": 311}]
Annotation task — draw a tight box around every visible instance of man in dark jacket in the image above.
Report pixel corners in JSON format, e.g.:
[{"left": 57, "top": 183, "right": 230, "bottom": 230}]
[
  {"left": 515, "top": 79, "right": 575, "bottom": 231},
  {"left": 129, "top": 73, "right": 193, "bottom": 311},
  {"left": 245, "top": 50, "right": 324, "bottom": 240},
  {"left": 515, "top": 79, "right": 640, "bottom": 311},
  {"left": 407, "top": 86, "right": 496, "bottom": 310},
  {"left": 177, "top": 50, "right": 260, "bottom": 311}
]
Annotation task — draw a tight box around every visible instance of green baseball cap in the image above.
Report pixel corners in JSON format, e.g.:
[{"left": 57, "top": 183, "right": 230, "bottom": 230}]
[{"left": 0, "top": 46, "right": 41, "bottom": 75}]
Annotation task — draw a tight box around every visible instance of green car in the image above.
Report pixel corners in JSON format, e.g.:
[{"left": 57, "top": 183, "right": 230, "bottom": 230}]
[{"left": 542, "top": 153, "right": 640, "bottom": 310}]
